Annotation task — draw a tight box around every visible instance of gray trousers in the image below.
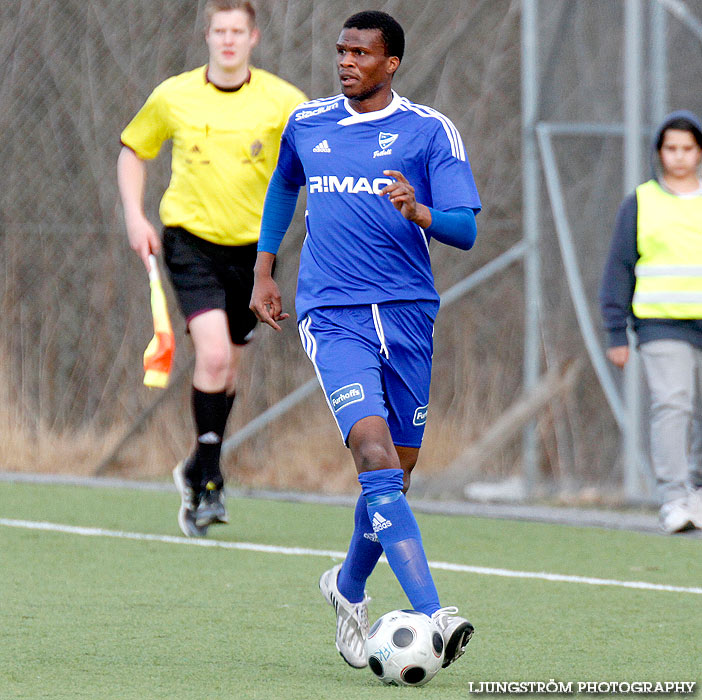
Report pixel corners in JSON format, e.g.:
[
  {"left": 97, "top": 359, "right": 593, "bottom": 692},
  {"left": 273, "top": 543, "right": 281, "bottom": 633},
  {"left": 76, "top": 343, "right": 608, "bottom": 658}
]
[{"left": 640, "top": 339, "right": 702, "bottom": 503}]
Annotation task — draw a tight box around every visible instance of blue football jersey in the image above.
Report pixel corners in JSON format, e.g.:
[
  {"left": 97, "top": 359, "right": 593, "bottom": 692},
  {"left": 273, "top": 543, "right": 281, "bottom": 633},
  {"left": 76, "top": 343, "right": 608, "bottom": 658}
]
[{"left": 276, "top": 91, "right": 481, "bottom": 320}]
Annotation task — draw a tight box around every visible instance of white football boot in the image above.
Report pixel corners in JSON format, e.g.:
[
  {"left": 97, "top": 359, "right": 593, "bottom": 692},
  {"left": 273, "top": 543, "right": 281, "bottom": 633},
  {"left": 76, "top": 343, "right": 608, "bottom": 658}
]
[
  {"left": 659, "top": 496, "right": 695, "bottom": 534},
  {"left": 431, "top": 606, "right": 474, "bottom": 668},
  {"left": 319, "top": 563, "right": 370, "bottom": 668}
]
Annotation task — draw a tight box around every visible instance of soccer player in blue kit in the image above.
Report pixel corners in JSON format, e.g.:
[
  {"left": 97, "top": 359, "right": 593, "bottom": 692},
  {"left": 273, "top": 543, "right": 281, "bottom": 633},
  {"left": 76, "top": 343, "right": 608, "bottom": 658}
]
[{"left": 250, "top": 11, "right": 481, "bottom": 672}]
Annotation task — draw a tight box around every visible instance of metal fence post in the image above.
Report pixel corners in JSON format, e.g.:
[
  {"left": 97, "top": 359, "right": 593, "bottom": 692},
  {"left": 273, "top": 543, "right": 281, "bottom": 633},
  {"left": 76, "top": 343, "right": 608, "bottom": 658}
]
[
  {"left": 521, "top": 0, "right": 542, "bottom": 496},
  {"left": 623, "top": 0, "right": 646, "bottom": 501}
]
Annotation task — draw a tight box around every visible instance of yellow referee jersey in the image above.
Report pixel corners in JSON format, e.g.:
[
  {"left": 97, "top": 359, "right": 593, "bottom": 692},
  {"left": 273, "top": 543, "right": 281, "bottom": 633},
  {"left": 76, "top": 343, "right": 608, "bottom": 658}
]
[{"left": 121, "top": 66, "right": 306, "bottom": 246}]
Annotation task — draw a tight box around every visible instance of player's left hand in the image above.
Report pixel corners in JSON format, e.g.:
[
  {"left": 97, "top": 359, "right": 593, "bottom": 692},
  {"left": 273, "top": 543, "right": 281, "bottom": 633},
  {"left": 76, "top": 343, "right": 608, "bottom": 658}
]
[{"left": 380, "top": 170, "right": 432, "bottom": 228}]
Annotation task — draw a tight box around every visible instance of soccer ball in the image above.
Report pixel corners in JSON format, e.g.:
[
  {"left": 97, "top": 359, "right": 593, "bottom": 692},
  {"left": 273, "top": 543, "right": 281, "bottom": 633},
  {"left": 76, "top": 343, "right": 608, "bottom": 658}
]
[{"left": 365, "top": 609, "right": 444, "bottom": 686}]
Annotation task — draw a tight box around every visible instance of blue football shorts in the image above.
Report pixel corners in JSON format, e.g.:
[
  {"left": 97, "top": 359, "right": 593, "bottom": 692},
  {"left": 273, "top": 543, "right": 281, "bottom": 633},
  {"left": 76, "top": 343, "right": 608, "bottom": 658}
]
[{"left": 298, "top": 302, "right": 434, "bottom": 448}]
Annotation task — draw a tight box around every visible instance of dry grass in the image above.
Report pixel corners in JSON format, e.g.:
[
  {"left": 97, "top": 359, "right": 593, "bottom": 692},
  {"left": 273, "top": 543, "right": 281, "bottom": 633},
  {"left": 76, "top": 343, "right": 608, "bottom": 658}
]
[{"left": 6, "top": 0, "right": 676, "bottom": 500}]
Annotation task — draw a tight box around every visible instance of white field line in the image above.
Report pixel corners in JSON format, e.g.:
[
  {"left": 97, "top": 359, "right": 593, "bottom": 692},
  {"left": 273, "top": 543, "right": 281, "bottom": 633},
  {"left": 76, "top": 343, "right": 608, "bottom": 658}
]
[{"left": 2, "top": 517, "right": 701, "bottom": 596}]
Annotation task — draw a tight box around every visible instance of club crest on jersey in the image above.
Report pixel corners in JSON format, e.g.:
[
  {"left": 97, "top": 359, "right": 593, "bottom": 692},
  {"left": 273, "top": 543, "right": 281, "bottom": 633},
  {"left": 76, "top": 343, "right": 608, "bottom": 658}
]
[
  {"left": 330, "top": 382, "right": 364, "bottom": 413},
  {"left": 250, "top": 140, "right": 263, "bottom": 157},
  {"left": 241, "top": 139, "right": 264, "bottom": 164},
  {"left": 413, "top": 405, "right": 428, "bottom": 426},
  {"left": 374, "top": 131, "right": 398, "bottom": 158},
  {"left": 379, "top": 132, "right": 398, "bottom": 149}
]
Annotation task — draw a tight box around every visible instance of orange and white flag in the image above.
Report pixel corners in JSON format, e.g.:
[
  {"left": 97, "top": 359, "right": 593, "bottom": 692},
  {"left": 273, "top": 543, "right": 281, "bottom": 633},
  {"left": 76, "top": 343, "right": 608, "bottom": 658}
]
[{"left": 143, "top": 255, "right": 175, "bottom": 388}]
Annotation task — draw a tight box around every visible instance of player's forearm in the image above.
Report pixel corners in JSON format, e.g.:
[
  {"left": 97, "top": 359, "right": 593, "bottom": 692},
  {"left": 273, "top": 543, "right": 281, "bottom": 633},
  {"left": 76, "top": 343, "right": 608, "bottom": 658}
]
[
  {"left": 118, "top": 146, "right": 160, "bottom": 263},
  {"left": 253, "top": 251, "right": 277, "bottom": 279},
  {"left": 117, "top": 146, "right": 148, "bottom": 220},
  {"left": 257, "top": 169, "right": 301, "bottom": 255},
  {"left": 425, "top": 207, "right": 477, "bottom": 250}
]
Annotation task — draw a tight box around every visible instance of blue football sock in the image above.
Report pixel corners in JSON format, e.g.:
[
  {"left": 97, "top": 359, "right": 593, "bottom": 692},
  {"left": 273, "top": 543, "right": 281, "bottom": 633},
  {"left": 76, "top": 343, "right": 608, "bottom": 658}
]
[
  {"left": 358, "top": 469, "right": 440, "bottom": 616},
  {"left": 336, "top": 494, "right": 383, "bottom": 603}
]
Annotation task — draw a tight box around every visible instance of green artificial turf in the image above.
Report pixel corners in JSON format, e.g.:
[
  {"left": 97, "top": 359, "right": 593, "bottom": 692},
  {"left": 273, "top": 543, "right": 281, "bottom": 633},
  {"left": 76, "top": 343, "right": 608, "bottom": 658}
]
[{"left": 1, "top": 481, "right": 700, "bottom": 699}]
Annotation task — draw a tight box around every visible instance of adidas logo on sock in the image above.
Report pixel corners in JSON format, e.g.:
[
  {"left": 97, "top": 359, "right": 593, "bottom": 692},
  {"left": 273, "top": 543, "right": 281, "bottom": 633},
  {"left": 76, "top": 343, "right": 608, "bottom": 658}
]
[
  {"left": 198, "top": 431, "right": 221, "bottom": 445},
  {"left": 313, "top": 139, "right": 331, "bottom": 153},
  {"left": 371, "top": 512, "right": 392, "bottom": 533},
  {"left": 363, "top": 531, "right": 379, "bottom": 543}
]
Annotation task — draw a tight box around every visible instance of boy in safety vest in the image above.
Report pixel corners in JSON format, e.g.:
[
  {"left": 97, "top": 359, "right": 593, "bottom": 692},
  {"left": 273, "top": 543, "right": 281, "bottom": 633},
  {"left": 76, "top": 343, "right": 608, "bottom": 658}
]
[{"left": 600, "top": 110, "right": 702, "bottom": 533}]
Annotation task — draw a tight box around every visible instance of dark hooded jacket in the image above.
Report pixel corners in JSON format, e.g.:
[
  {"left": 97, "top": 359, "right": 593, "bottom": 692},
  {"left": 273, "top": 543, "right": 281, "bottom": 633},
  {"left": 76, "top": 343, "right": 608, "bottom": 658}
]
[{"left": 599, "top": 110, "right": 702, "bottom": 348}]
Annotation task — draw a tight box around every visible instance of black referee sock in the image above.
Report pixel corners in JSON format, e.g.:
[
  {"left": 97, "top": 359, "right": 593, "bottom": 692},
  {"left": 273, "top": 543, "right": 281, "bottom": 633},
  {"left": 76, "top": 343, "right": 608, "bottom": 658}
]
[{"left": 190, "top": 388, "right": 228, "bottom": 491}]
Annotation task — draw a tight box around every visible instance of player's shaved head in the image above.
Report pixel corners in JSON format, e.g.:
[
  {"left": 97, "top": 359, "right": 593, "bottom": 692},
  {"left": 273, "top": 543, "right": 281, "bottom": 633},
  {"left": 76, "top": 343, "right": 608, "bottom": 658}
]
[{"left": 343, "top": 11, "right": 404, "bottom": 63}]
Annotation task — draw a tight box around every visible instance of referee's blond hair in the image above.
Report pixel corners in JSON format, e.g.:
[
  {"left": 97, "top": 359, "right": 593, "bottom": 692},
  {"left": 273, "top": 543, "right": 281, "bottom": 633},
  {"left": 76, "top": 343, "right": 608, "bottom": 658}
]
[{"left": 204, "top": 1, "right": 256, "bottom": 30}]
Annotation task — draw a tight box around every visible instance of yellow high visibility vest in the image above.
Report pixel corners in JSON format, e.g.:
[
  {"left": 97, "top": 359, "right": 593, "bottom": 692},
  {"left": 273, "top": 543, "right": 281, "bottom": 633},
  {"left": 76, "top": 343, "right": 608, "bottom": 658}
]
[{"left": 632, "top": 179, "right": 702, "bottom": 319}]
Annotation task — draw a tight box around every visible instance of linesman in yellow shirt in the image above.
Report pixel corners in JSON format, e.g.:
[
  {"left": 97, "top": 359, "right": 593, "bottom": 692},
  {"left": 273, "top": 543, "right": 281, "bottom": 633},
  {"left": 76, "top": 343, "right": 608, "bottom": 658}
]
[{"left": 118, "top": 0, "right": 305, "bottom": 537}]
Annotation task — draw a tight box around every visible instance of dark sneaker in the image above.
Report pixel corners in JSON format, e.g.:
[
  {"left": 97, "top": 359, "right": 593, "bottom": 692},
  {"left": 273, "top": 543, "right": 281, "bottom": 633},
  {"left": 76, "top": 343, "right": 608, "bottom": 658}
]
[
  {"left": 172, "top": 461, "right": 207, "bottom": 537},
  {"left": 196, "top": 481, "right": 229, "bottom": 528},
  {"left": 431, "top": 607, "right": 474, "bottom": 668}
]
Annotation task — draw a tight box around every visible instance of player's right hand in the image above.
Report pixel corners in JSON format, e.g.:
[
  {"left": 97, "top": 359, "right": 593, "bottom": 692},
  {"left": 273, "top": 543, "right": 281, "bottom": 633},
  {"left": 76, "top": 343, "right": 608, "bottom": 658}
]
[
  {"left": 126, "top": 214, "right": 161, "bottom": 269},
  {"left": 250, "top": 275, "right": 289, "bottom": 331},
  {"left": 606, "top": 345, "right": 629, "bottom": 368}
]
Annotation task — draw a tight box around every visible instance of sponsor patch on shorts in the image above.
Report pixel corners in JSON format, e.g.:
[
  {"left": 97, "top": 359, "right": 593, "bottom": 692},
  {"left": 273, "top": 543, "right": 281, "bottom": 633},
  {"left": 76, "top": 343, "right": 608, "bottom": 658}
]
[
  {"left": 330, "top": 382, "right": 364, "bottom": 413},
  {"left": 413, "top": 405, "right": 428, "bottom": 426}
]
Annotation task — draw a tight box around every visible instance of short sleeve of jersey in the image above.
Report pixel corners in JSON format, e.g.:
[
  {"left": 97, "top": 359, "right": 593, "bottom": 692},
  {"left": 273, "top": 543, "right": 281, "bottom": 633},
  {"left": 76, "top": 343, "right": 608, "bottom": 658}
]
[
  {"left": 120, "top": 84, "right": 171, "bottom": 160},
  {"left": 426, "top": 122, "right": 481, "bottom": 214},
  {"left": 275, "top": 120, "right": 306, "bottom": 186}
]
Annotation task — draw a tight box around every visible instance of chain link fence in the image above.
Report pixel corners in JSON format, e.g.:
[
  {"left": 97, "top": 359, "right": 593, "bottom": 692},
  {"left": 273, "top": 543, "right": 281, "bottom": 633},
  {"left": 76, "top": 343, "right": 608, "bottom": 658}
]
[{"left": 3, "top": 0, "right": 701, "bottom": 502}]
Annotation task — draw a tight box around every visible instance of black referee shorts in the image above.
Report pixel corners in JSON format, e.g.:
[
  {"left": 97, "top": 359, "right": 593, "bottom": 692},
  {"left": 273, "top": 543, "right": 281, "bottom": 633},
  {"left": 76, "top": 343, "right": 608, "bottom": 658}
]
[{"left": 162, "top": 226, "right": 258, "bottom": 345}]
